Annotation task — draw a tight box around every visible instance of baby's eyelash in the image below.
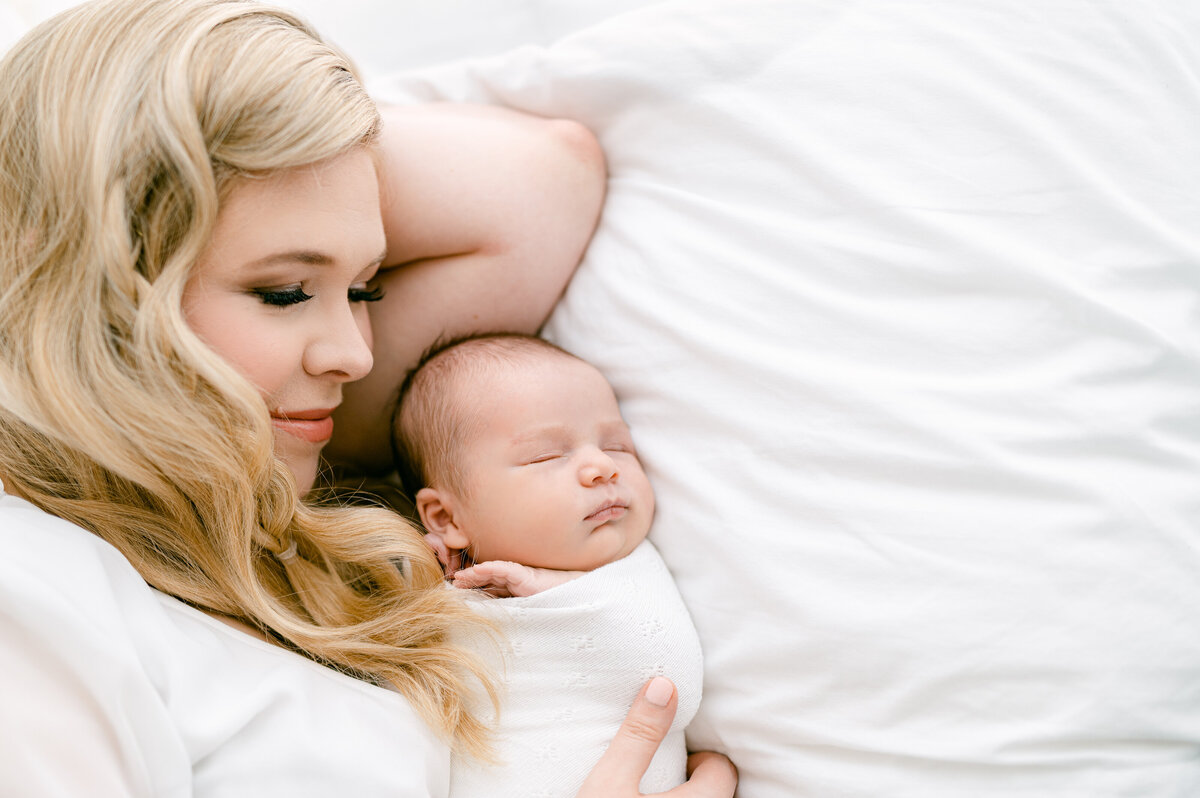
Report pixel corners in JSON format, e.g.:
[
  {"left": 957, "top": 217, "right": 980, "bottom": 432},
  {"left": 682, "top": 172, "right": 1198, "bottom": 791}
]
[
  {"left": 349, "top": 285, "right": 386, "bottom": 303},
  {"left": 252, "top": 286, "right": 313, "bottom": 306}
]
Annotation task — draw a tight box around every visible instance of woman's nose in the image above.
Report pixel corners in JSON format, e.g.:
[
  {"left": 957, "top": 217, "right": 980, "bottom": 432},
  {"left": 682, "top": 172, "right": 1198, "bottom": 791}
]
[
  {"left": 303, "top": 303, "right": 374, "bottom": 381},
  {"left": 578, "top": 448, "right": 619, "bottom": 485}
]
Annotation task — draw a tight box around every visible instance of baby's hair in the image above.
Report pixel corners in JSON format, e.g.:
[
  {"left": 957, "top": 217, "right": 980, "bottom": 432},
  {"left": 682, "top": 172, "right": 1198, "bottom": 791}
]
[{"left": 392, "top": 333, "right": 580, "bottom": 500}]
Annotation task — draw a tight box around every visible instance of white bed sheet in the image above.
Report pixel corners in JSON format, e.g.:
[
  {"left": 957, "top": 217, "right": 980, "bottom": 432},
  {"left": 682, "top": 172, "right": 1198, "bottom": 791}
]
[
  {"left": 368, "top": 1, "right": 1200, "bottom": 794},
  {"left": 6, "top": 1, "right": 1200, "bottom": 795}
]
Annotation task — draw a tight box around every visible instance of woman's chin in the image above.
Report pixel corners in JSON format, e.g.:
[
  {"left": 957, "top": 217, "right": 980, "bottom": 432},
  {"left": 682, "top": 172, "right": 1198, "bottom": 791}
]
[{"left": 278, "top": 451, "right": 319, "bottom": 495}]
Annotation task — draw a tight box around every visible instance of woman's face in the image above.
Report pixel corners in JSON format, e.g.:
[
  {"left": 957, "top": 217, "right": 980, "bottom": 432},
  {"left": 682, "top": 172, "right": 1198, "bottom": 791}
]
[{"left": 183, "top": 149, "right": 387, "bottom": 493}]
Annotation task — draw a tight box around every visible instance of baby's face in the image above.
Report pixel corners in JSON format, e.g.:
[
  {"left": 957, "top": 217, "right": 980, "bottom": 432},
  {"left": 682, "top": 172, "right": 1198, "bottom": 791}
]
[{"left": 449, "top": 356, "right": 654, "bottom": 571}]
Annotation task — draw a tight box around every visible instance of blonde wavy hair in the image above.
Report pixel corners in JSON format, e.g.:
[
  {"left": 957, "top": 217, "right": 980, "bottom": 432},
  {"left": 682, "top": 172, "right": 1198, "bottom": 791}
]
[{"left": 0, "top": 0, "right": 495, "bottom": 757}]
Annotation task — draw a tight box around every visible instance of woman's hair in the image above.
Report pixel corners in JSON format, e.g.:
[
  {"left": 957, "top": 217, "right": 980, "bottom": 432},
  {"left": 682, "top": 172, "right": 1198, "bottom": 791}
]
[{"left": 0, "top": 0, "right": 495, "bottom": 756}]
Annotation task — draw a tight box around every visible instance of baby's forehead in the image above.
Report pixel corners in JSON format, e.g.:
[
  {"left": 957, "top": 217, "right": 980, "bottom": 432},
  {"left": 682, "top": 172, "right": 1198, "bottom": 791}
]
[
  {"left": 448, "top": 354, "right": 617, "bottom": 423},
  {"left": 437, "top": 349, "right": 565, "bottom": 406},
  {"left": 450, "top": 348, "right": 594, "bottom": 390}
]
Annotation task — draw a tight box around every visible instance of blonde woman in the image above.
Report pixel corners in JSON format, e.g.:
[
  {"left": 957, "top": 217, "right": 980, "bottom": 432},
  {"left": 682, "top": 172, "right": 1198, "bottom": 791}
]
[{"left": 0, "top": 1, "right": 736, "bottom": 795}]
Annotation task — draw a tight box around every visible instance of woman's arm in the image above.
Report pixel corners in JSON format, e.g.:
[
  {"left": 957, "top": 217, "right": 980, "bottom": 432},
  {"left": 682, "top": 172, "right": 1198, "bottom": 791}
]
[{"left": 327, "top": 103, "right": 606, "bottom": 472}]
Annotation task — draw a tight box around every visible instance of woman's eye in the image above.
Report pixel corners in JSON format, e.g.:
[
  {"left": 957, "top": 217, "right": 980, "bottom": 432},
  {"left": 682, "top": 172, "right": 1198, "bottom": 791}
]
[
  {"left": 252, "top": 286, "right": 313, "bottom": 307},
  {"left": 349, "top": 285, "right": 386, "bottom": 303}
]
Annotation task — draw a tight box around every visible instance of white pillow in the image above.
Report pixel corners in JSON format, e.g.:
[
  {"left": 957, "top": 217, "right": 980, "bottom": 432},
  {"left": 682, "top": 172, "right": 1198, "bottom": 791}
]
[
  {"left": 377, "top": 1, "right": 1200, "bottom": 793},
  {"left": 373, "top": 0, "right": 1200, "bottom": 793}
]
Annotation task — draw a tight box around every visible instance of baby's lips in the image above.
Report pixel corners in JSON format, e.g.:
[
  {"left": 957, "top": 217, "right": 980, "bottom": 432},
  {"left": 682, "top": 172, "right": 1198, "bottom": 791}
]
[{"left": 585, "top": 499, "right": 629, "bottom": 522}]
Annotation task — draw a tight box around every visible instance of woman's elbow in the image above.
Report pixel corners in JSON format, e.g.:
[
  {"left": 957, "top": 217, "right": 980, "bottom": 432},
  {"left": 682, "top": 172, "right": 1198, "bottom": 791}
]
[{"left": 545, "top": 118, "right": 608, "bottom": 222}]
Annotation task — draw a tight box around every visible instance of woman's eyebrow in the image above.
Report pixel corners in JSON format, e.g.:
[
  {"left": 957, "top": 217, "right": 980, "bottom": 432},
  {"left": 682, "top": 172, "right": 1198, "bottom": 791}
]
[
  {"left": 242, "top": 250, "right": 332, "bottom": 269},
  {"left": 246, "top": 248, "right": 389, "bottom": 269}
]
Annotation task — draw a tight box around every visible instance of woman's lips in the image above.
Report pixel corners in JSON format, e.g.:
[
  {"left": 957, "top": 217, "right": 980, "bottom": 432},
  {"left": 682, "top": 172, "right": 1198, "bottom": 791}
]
[{"left": 271, "top": 411, "right": 335, "bottom": 444}]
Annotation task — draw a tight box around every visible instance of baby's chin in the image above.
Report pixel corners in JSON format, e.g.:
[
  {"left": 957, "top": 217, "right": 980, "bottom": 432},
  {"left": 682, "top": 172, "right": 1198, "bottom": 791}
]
[{"left": 582, "top": 523, "right": 650, "bottom": 568}]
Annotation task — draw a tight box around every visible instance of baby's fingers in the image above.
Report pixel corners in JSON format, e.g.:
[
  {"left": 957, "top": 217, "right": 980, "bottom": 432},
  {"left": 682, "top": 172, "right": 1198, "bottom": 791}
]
[
  {"left": 451, "top": 562, "right": 520, "bottom": 596},
  {"left": 450, "top": 566, "right": 487, "bottom": 584}
]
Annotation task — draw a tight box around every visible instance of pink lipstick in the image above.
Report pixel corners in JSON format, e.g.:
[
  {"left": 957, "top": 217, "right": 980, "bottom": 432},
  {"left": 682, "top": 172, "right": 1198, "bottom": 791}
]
[{"left": 271, "top": 409, "right": 336, "bottom": 444}]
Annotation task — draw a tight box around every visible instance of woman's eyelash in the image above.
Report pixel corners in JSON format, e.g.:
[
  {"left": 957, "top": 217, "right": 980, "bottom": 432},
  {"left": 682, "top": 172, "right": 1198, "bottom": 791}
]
[
  {"left": 252, "top": 286, "right": 313, "bottom": 306},
  {"left": 349, "top": 285, "right": 386, "bottom": 303},
  {"left": 250, "top": 285, "right": 385, "bottom": 306}
]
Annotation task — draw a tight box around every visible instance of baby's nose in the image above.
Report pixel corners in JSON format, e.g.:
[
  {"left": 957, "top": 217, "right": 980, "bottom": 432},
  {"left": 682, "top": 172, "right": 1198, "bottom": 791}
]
[{"left": 579, "top": 449, "right": 619, "bottom": 485}]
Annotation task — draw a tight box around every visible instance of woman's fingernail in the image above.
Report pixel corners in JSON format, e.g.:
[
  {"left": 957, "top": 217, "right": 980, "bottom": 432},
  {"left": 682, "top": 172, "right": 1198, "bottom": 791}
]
[{"left": 645, "top": 676, "right": 673, "bottom": 707}]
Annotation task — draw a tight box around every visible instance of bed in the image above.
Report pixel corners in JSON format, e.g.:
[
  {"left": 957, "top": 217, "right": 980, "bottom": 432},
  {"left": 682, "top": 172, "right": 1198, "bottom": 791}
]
[{"left": 7, "top": 0, "right": 1200, "bottom": 794}]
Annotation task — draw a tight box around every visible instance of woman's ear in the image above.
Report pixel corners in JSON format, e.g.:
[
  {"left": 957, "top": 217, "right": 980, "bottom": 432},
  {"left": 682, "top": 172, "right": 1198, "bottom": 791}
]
[{"left": 416, "top": 487, "right": 470, "bottom": 572}]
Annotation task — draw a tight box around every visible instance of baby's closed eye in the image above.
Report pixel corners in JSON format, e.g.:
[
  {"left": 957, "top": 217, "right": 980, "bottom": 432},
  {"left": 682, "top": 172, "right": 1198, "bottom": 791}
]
[{"left": 522, "top": 452, "right": 564, "bottom": 465}]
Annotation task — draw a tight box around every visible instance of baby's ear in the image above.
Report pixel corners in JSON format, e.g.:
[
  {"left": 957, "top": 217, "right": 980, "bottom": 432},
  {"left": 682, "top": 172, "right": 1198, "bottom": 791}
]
[{"left": 416, "top": 487, "right": 468, "bottom": 572}]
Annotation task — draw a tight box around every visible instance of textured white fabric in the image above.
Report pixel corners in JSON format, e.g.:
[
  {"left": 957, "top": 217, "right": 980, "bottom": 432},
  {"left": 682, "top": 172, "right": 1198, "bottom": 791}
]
[
  {"left": 372, "top": 1, "right": 1200, "bottom": 795},
  {"left": 0, "top": 490, "right": 450, "bottom": 797},
  {"left": 451, "top": 541, "right": 701, "bottom": 797}
]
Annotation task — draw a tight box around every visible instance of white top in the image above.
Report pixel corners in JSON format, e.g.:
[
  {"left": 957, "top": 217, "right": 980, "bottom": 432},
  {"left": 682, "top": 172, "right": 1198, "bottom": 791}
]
[
  {"left": 0, "top": 487, "right": 449, "bottom": 797},
  {"left": 450, "top": 540, "right": 702, "bottom": 798}
]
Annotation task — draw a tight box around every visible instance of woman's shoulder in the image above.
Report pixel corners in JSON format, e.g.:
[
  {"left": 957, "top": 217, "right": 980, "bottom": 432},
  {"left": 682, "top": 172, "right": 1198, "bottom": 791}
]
[
  {"left": 0, "top": 492, "right": 158, "bottom": 628},
  {"left": 0, "top": 492, "right": 196, "bottom": 794},
  {"left": 0, "top": 493, "right": 450, "bottom": 796}
]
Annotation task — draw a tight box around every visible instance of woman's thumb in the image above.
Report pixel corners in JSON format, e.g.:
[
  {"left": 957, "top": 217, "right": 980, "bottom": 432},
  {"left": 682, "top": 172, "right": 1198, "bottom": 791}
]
[{"left": 577, "top": 676, "right": 677, "bottom": 794}]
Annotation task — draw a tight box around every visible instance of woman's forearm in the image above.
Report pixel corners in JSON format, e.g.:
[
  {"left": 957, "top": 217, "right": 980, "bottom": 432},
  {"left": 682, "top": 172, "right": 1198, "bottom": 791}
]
[{"left": 328, "top": 103, "right": 606, "bottom": 472}]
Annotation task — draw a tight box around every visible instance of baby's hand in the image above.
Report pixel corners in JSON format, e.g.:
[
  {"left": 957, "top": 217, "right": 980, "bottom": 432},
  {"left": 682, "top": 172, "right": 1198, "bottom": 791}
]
[{"left": 451, "top": 561, "right": 584, "bottom": 597}]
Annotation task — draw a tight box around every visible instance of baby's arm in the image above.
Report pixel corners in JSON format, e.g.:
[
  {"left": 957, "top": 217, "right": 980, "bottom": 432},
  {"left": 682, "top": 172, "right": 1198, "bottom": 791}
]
[{"left": 451, "top": 561, "right": 585, "bottom": 597}]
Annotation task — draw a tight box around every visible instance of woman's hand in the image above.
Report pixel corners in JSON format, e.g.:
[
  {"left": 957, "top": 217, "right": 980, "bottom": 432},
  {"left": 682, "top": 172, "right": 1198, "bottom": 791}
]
[{"left": 577, "top": 677, "right": 738, "bottom": 797}]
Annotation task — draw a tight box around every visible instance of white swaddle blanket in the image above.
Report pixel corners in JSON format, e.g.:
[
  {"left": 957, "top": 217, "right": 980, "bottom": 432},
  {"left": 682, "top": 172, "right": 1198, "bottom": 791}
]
[{"left": 451, "top": 540, "right": 702, "bottom": 797}]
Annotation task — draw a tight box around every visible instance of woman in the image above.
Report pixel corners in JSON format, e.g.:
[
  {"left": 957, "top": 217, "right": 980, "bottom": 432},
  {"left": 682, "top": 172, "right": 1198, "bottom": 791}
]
[{"left": 0, "top": 0, "right": 736, "bottom": 795}]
